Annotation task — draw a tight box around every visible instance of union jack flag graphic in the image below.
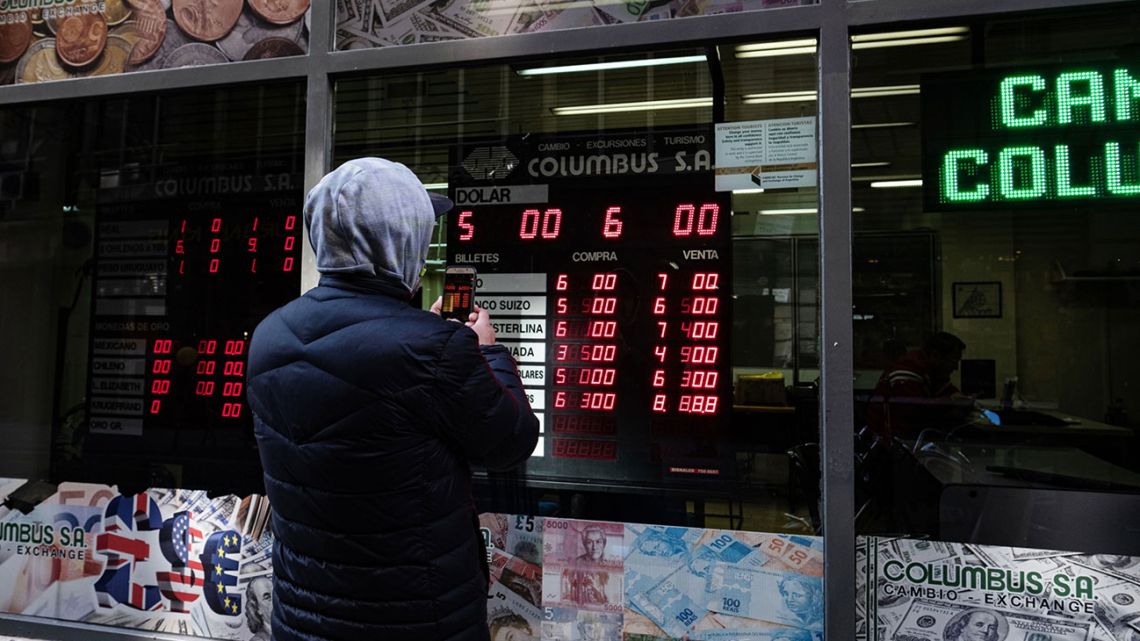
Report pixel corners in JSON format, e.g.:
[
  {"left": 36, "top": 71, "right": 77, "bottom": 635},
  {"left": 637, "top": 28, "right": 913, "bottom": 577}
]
[{"left": 94, "top": 494, "right": 163, "bottom": 611}]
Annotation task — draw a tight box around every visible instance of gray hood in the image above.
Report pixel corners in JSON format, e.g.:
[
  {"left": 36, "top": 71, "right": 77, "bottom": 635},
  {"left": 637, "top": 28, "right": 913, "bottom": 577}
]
[{"left": 304, "top": 158, "right": 444, "bottom": 293}]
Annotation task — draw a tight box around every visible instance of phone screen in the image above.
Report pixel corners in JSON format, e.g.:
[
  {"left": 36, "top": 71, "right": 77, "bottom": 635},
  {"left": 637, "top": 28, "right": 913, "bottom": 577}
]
[{"left": 441, "top": 268, "right": 477, "bottom": 320}]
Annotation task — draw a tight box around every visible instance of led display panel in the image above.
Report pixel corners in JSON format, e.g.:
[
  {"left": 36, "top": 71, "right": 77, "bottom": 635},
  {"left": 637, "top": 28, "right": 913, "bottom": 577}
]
[
  {"left": 80, "top": 161, "right": 302, "bottom": 494},
  {"left": 449, "top": 128, "right": 733, "bottom": 489},
  {"left": 922, "top": 62, "right": 1140, "bottom": 210}
]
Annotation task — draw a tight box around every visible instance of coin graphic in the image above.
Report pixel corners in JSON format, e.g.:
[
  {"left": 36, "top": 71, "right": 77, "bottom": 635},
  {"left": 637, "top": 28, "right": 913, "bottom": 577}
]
[
  {"left": 81, "top": 35, "right": 131, "bottom": 76},
  {"left": 216, "top": 10, "right": 303, "bottom": 61},
  {"left": 0, "top": 13, "right": 33, "bottom": 64},
  {"left": 17, "top": 39, "right": 77, "bottom": 83},
  {"left": 172, "top": 0, "right": 242, "bottom": 41},
  {"left": 163, "top": 42, "right": 228, "bottom": 68},
  {"left": 126, "top": 18, "right": 189, "bottom": 71},
  {"left": 103, "top": 0, "right": 132, "bottom": 26},
  {"left": 242, "top": 36, "right": 303, "bottom": 60},
  {"left": 56, "top": 13, "right": 108, "bottom": 67},
  {"left": 248, "top": 0, "right": 310, "bottom": 25},
  {"left": 120, "top": 0, "right": 165, "bottom": 64}
]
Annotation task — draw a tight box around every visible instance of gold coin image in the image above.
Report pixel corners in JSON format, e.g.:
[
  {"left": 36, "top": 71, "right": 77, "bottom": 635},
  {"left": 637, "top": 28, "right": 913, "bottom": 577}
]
[
  {"left": 0, "top": 12, "right": 34, "bottom": 64},
  {"left": 103, "top": 0, "right": 132, "bottom": 26},
  {"left": 17, "top": 39, "right": 76, "bottom": 83}
]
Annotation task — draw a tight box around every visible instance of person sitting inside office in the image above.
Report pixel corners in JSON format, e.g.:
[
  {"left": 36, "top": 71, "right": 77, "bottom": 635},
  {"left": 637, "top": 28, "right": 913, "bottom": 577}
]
[{"left": 867, "top": 331, "right": 971, "bottom": 441}]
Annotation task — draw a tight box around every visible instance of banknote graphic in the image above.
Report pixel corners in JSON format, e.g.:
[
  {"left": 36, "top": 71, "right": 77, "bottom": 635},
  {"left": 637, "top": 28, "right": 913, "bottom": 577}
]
[
  {"left": 709, "top": 565, "right": 824, "bottom": 631},
  {"left": 1093, "top": 581, "right": 1140, "bottom": 641},
  {"left": 482, "top": 513, "right": 543, "bottom": 565},
  {"left": 543, "top": 606, "right": 622, "bottom": 641},
  {"left": 890, "top": 599, "right": 1091, "bottom": 641}
]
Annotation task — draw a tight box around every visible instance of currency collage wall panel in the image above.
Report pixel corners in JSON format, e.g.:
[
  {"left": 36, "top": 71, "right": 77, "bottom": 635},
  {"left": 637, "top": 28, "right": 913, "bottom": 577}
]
[
  {"left": 334, "top": 0, "right": 814, "bottom": 49},
  {"left": 2, "top": 474, "right": 1136, "bottom": 641},
  {"left": 0, "top": 0, "right": 310, "bottom": 85}
]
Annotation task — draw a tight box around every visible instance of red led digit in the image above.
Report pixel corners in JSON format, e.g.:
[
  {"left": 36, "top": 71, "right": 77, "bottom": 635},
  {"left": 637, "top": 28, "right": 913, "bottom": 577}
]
[
  {"left": 556, "top": 344, "right": 570, "bottom": 361},
  {"left": 152, "top": 359, "right": 171, "bottom": 374},
  {"left": 250, "top": 259, "right": 257, "bottom": 273},
  {"left": 555, "top": 274, "right": 569, "bottom": 291},
  {"left": 209, "top": 258, "right": 220, "bottom": 273},
  {"left": 554, "top": 391, "right": 567, "bottom": 408},
  {"left": 153, "top": 339, "right": 172, "bottom": 354},
  {"left": 175, "top": 239, "right": 185, "bottom": 255},
  {"left": 657, "top": 321, "right": 667, "bottom": 339},
  {"left": 602, "top": 206, "right": 623, "bottom": 238},
  {"left": 211, "top": 217, "right": 222, "bottom": 233},
  {"left": 223, "top": 381, "right": 243, "bottom": 397},
  {"left": 555, "top": 321, "right": 568, "bottom": 338},
  {"left": 221, "top": 402, "right": 242, "bottom": 418},
  {"left": 556, "top": 298, "right": 568, "bottom": 314},
  {"left": 223, "top": 361, "right": 244, "bottom": 376},
  {"left": 653, "top": 297, "right": 666, "bottom": 314},
  {"left": 179, "top": 260, "right": 185, "bottom": 275},
  {"left": 252, "top": 216, "right": 259, "bottom": 231},
  {"left": 195, "top": 381, "right": 215, "bottom": 396},
  {"left": 673, "top": 204, "right": 695, "bottom": 237},
  {"left": 196, "top": 361, "right": 216, "bottom": 375},
  {"left": 150, "top": 400, "right": 162, "bottom": 415},
  {"left": 652, "top": 394, "right": 667, "bottom": 413},
  {"left": 555, "top": 368, "right": 567, "bottom": 384},
  {"left": 678, "top": 395, "right": 691, "bottom": 412},
  {"left": 458, "top": 211, "right": 474, "bottom": 241},
  {"left": 151, "top": 379, "right": 170, "bottom": 395},
  {"left": 520, "top": 209, "right": 539, "bottom": 239},
  {"left": 653, "top": 345, "right": 667, "bottom": 363},
  {"left": 541, "top": 209, "right": 562, "bottom": 239},
  {"left": 248, "top": 238, "right": 258, "bottom": 253},
  {"left": 180, "top": 219, "right": 187, "bottom": 234},
  {"left": 210, "top": 238, "right": 221, "bottom": 253},
  {"left": 652, "top": 370, "right": 665, "bottom": 387},
  {"left": 697, "top": 203, "right": 720, "bottom": 236},
  {"left": 591, "top": 273, "right": 617, "bottom": 291},
  {"left": 224, "top": 340, "right": 245, "bottom": 356},
  {"left": 284, "top": 236, "right": 295, "bottom": 251},
  {"left": 283, "top": 257, "right": 295, "bottom": 272},
  {"left": 657, "top": 273, "right": 669, "bottom": 291},
  {"left": 199, "top": 340, "right": 217, "bottom": 354},
  {"left": 285, "top": 215, "right": 297, "bottom": 231}
]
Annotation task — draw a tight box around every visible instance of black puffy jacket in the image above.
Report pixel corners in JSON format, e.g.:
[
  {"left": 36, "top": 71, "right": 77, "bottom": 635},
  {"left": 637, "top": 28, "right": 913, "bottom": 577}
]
[{"left": 247, "top": 274, "right": 539, "bottom": 641}]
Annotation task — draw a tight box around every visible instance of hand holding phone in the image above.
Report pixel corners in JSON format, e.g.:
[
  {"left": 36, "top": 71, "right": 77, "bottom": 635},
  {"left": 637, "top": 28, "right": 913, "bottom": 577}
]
[{"left": 441, "top": 265, "right": 477, "bottom": 321}]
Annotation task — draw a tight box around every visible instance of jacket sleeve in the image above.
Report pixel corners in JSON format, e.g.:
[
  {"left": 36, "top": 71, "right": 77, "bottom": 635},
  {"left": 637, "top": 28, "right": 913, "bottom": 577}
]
[{"left": 433, "top": 326, "right": 540, "bottom": 470}]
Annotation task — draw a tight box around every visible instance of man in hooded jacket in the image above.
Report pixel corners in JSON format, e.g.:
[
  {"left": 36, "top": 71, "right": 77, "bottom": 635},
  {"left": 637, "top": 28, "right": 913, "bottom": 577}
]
[{"left": 246, "top": 158, "right": 540, "bottom": 641}]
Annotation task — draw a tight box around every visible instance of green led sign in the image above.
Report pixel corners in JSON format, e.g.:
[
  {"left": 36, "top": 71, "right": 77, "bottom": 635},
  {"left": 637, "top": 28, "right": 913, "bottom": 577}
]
[{"left": 922, "top": 64, "right": 1140, "bottom": 209}]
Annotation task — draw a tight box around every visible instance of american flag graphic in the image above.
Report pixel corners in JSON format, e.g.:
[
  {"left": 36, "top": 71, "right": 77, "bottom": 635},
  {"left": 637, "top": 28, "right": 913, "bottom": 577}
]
[{"left": 157, "top": 511, "right": 205, "bottom": 613}]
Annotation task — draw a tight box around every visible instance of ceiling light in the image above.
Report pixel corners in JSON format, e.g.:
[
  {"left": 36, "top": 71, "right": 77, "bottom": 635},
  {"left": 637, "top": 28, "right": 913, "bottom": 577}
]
[
  {"left": 552, "top": 97, "right": 712, "bottom": 116},
  {"left": 517, "top": 55, "right": 706, "bottom": 76},
  {"left": 735, "top": 39, "right": 817, "bottom": 59},
  {"left": 851, "top": 85, "right": 921, "bottom": 98},
  {"left": 732, "top": 188, "right": 765, "bottom": 194},
  {"left": 742, "top": 85, "right": 919, "bottom": 104},
  {"left": 741, "top": 90, "right": 817, "bottom": 105},
  {"left": 870, "top": 179, "right": 923, "bottom": 188},
  {"left": 852, "top": 35, "right": 965, "bottom": 50},
  {"left": 852, "top": 121, "right": 915, "bottom": 129},
  {"left": 851, "top": 162, "right": 890, "bottom": 168},
  {"left": 759, "top": 207, "right": 865, "bottom": 215},
  {"left": 850, "top": 27, "right": 968, "bottom": 42},
  {"left": 422, "top": 182, "right": 448, "bottom": 190}
]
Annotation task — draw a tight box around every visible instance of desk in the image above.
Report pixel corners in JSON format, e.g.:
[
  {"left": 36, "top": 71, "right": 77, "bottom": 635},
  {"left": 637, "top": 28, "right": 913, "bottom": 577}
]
[{"left": 892, "top": 440, "right": 1140, "bottom": 554}]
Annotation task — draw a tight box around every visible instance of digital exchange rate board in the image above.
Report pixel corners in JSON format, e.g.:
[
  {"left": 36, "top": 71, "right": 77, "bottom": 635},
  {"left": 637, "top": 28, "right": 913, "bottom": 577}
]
[
  {"left": 84, "top": 178, "right": 302, "bottom": 493},
  {"left": 449, "top": 129, "right": 732, "bottom": 488}
]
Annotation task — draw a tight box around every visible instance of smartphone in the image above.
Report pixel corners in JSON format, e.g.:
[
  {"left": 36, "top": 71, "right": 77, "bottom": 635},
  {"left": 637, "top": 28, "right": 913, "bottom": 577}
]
[{"left": 441, "top": 265, "right": 477, "bottom": 321}]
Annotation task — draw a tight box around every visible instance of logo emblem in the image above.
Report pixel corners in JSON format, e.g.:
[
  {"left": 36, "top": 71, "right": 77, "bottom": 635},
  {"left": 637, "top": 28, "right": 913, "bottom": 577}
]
[{"left": 461, "top": 146, "right": 518, "bottom": 181}]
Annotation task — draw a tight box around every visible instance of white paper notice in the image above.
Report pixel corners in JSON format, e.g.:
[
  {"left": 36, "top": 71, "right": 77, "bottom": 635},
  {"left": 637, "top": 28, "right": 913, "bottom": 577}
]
[{"left": 714, "top": 117, "right": 817, "bottom": 191}]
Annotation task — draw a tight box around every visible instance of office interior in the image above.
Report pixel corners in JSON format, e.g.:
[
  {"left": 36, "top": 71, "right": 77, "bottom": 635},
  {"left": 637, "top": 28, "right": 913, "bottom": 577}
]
[{"left": 0, "top": 0, "right": 1139, "bottom": 587}]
